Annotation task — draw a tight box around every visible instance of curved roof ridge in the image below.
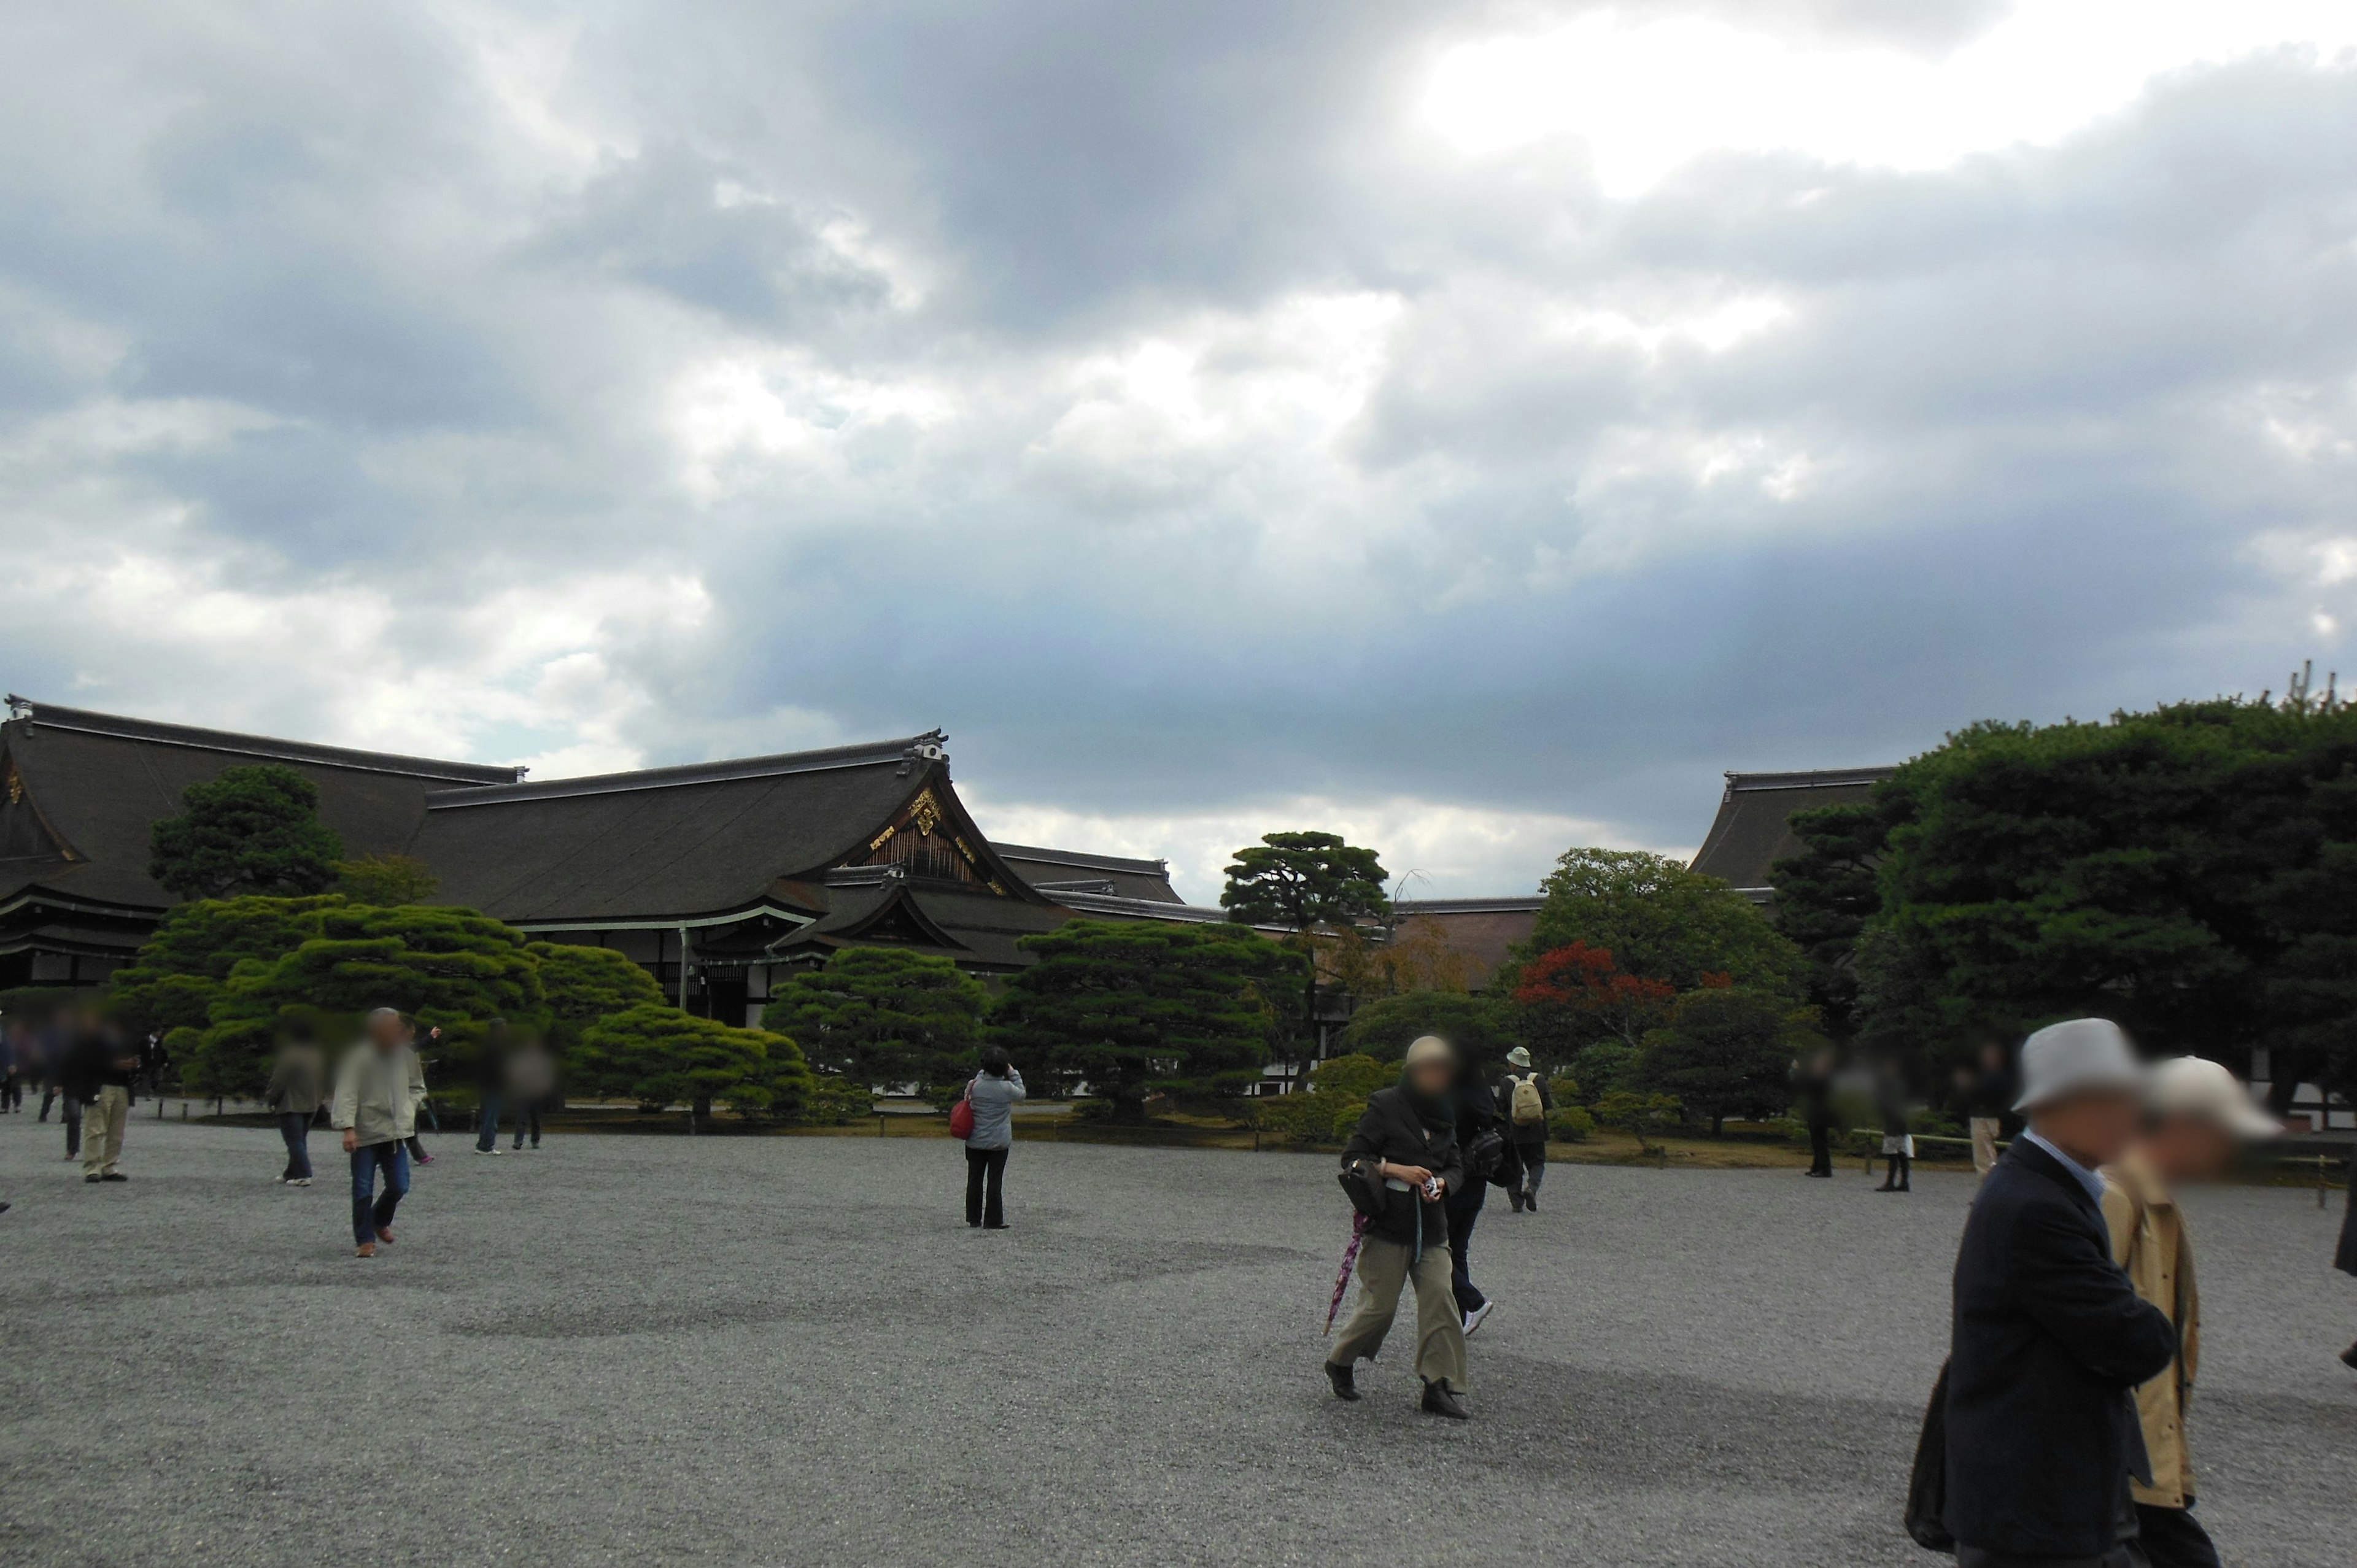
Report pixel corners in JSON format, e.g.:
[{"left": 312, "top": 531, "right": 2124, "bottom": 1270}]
[
  {"left": 427, "top": 732, "right": 946, "bottom": 809},
  {"left": 7, "top": 696, "right": 521, "bottom": 786}
]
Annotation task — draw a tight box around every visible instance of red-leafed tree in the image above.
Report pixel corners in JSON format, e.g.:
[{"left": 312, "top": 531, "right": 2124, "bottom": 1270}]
[{"left": 1513, "top": 941, "right": 1677, "bottom": 1061}]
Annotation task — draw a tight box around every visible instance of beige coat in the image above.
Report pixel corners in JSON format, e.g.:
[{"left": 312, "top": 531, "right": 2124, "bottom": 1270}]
[
  {"left": 2100, "top": 1153, "right": 2200, "bottom": 1507},
  {"left": 331, "top": 1043, "right": 427, "bottom": 1147}
]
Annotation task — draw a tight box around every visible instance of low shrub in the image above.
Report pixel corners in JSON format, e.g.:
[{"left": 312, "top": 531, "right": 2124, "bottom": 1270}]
[
  {"left": 800, "top": 1073, "right": 875, "bottom": 1127},
  {"left": 1546, "top": 1105, "right": 1595, "bottom": 1142}
]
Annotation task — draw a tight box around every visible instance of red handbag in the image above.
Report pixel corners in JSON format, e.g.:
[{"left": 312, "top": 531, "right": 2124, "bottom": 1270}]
[{"left": 948, "top": 1080, "right": 976, "bottom": 1141}]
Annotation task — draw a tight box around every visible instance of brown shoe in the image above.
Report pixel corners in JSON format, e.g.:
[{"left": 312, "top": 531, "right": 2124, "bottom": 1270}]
[
  {"left": 355, "top": 1242, "right": 376, "bottom": 1259},
  {"left": 374, "top": 1226, "right": 395, "bottom": 1245}
]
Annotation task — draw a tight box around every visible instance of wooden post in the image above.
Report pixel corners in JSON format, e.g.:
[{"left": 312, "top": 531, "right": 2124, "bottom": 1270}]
[{"left": 2321, "top": 1154, "right": 2330, "bottom": 1211}]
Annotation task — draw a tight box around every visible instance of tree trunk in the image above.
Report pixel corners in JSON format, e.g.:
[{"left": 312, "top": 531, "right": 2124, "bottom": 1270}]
[
  {"left": 690, "top": 1095, "right": 713, "bottom": 1134},
  {"left": 1711, "top": 1111, "right": 1724, "bottom": 1137}
]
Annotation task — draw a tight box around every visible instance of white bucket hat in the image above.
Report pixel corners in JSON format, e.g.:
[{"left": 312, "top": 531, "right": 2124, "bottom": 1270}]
[
  {"left": 2013, "top": 1018, "right": 2145, "bottom": 1112},
  {"left": 2147, "top": 1056, "right": 2281, "bottom": 1139},
  {"left": 1505, "top": 1046, "right": 1532, "bottom": 1068}
]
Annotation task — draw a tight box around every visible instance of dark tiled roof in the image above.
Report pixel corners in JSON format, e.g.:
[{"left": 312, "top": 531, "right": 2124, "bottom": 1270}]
[
  {"left": 991, "top": 841, "right": 1182, "bottom": 903},
  {"left": 768, "top": 880, "right": 1070, "bottom": 970},
  {"left": 414, "top": 745, "right": 962, "bottom": 925},
  {"left": 0, "top": 699, "right": 517, "bottom": 914},
  {"left": 1391, "top": 897, "right": 1546, "bottom": 916},
  {"left": 1045, "top": 889, "right": 1231, "bottom": 924},
  {"left": 1689, "top": 767, "right": 1897, "bottom": 898}
]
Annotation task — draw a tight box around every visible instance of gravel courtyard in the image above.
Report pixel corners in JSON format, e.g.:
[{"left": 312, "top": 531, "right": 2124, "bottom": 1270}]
[{"left": 1, "top": 1113, "right": 2350, "bottom": 1567}]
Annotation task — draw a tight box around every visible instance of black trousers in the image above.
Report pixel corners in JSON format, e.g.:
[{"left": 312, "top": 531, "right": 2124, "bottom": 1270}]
[
  {"left": 513, "top": 1097, "right": 543, "bottom": 1148},
  {"left": 1957, "top": 1547, "right": 2148, "bottom": 1568},
  {"left": 1807, "top": 1119, "right": 1833, "bottom": 1175},
  {"left": 1, "top": 1073, "right": 20, "bottom": 1110},
  {"left": 2134, "top": 1504, "right": 2219, "bottom": 1568},
  {"left": 1444, "top": 1180, "right": 1487, "bottom": 1314},
  {"left": 964, "top": 1145, "right": 1008, "bottom": 1227}
]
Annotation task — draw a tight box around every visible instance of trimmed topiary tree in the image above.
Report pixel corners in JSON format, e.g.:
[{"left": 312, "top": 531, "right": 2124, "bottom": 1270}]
[
  {"left": 530, "top": 941, "right": 666, "bottom": 1057},
  {"left": 761, "top": 946, "right": 986, "bottom": 1093},
  {"left": 576, "top": 1003, "right": 811, "bottom": 1129},
  {"left": 149, "top": 764, "right": 344, "bottom": 900}
]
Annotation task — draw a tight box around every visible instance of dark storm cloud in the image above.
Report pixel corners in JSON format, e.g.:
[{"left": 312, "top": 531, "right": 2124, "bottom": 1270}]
[{"left": 2, "top": 1, "right": 2355, "bottom": 884}]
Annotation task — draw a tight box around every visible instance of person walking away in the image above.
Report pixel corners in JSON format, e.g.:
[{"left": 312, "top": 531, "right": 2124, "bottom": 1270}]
[
  {"left": 961, "top": 1048, "right": 1025, "bottom": 1228},
  {"left": 333, "top": 1007, "right": 427, "bottom": 1259},
  {"left": 1945, "top": 1018, "right": 2178, "bottom": 1568},
  {"left": 66, "top": 1006, "right": 138, "bottom": 1184},
  {"left": 263, "top": 1025, "right": 328, "bottom": 1185},
  {"left": 1957, "top": 1042, "right": 2014, "bottom": 1184},
  {"left": 1326, "top": 1035, "right": 1472, "bottom": 1418},
  {"left": 2100, "top": 1057, "right": 2279, "bottom": 1568},
  {"left": 1875, "top": 1063, "right": 1913, "bottom": 1192},
  {"left": 472, "top": 1019, "right": 509, "bottom": 1155},
  {"left": 2337, "top": 1174, "right": 2357, "bottom": 1372},
  {"left": 1792, "top": 1050, "right": 1836, "bottom": 1178},
  {"left": 1500, "top": 1046, "right": 1552, "bottom": 1211},
  {"left": 506, "top": 1031, "right": 555, "bottom": 1151}
]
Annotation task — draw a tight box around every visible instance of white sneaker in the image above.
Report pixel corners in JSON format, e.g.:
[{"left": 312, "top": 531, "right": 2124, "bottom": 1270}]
[
  {"left": 292, "top": 1177, "right": 312, "bottom": 1187},
  {"left": 1463, "top": 1301, "right": 1495, "bottom": 1337}
]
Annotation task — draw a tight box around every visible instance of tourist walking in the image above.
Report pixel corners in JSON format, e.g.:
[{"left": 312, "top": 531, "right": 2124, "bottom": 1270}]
[
  {"left": 1444, "top": 1041, "right": 1510, "bottom": 1334},
  {"left": 403, "top": 1022, "right": 439, "bottom": 1165},
  {"left": 1957, "top": 1042, "right": 2015, "bottom": 1183},
  {"left": 961, "top": 1048, "right": 1025, "bottom": 1229},
  {"left": 506, "top": 1031, "right": 555, "bottom": 1151},
  {"left": 2100, "top": 1057, "right": 2279, "bottom": 1568},
  {"left": 1326, "top": 1035, "right": 1471, "bottom": 1419},
  {"left": 1874, "top": 1064, "right": 1913, "bottom": 1192},
  {"left": 1792, "top": 1049, "right": 1836, "bottom": 1177},
  {"left": 2337, "top": 1170, "right": 2357, "bottom": 1372},
  {"left": 66, "top": 1005, "right": 139, "bottom": 1184},
  {"left": 473, "top": 1019, "right": 509, "bottom": 1155},
  {"left": 0, "top": 1019, "right": 20, "bottom": 1112},
  {"left": 1944, "top": 1018, "right": 2177, "bottom": 1567},
  {"left": 263, "top": 1025, "right": 327, "bottom": 1185},
  {"left": 333, "top": 1007, "right": 427, "bottom": 1259},
  {"left": 1500, "top": 1046, "right": 1550, "bottom": 1212}
]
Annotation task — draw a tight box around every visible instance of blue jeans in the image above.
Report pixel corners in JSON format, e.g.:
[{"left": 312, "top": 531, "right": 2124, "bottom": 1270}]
[
  {"left": 475, "top": 1094, "right": 503, "bottom": 1151},
  {"left": 277, "top": 1113, "right": 312, "bottom": 1180},
  {"left": 350, "top": 1140, "right": 410, "bottom": 1245}
]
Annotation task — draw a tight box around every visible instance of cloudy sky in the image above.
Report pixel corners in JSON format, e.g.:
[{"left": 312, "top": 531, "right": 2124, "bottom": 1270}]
[{"left": 6, "top": 2, "right": 2357, "bottom": 902}]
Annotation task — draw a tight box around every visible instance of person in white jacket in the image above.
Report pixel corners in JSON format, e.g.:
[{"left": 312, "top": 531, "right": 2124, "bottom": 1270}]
[
  {"left": 962, "top": 1048, "right": 1026, "bottom": 1229},
  {"left": 331, "top": 1008, "right": 426, "bottom": 1259}
]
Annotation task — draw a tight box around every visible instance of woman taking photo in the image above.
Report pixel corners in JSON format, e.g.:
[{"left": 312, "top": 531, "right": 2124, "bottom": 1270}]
[{"left": 961, "top": 1048, "right": 1026, "bottom": 1229}]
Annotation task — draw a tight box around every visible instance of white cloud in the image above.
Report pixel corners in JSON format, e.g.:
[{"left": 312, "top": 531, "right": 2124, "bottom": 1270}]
[{"left": 1422, "top": 2, "right": 2357, "bottom": 196}]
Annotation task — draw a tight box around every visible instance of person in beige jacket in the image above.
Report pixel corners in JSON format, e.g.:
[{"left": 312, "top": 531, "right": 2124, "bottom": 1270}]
[
  {"left": 331, "top": 1008, "right": 427, "bottom": 1259},
  {"left": 2100, "top": 1057, "right": 2279, "bottom": 1568},
  {"left": 262, "top": 1026, "right": 328, "bottom": 1186}
]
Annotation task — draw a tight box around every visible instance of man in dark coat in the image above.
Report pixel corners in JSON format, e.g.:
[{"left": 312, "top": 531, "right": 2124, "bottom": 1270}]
[
  {"left": 1444, "top": 1045, "right": 1511, "bottom": 1335},
  {"left": 1792, "top": 1050, "right": 1836, "bottom": 1178},
  {"left": 472, "top": 1018, "right": 509, "bottom": 1156},
  {"left": 1326, "top": 1035, "right": 1471, "bottom": 1419},
  {"left": 1945, "top": 1018, "right": 2179, "bottom": 1567}
]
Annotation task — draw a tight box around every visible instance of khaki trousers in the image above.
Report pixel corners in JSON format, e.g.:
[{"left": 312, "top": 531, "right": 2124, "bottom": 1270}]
[
  {"left": 1970, "top": 1117, "right": 2000, "bottom": 1181},
  {"left": 1326, "top": 1235, "right": 1468, "bottom": 1393},
  {"left": 81, "top": 1085, "right": 129, "bottom": 1177}
]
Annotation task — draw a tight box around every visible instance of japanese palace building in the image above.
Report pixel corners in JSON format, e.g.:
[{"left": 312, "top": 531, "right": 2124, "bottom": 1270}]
[{"left": 0, "top": 698, "right": 1215, "bottom": 1024}]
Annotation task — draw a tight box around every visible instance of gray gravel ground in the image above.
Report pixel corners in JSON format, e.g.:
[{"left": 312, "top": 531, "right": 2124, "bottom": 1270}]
[{"left": 1, "top": 1113, "right": 2350, "bottom": 1567}]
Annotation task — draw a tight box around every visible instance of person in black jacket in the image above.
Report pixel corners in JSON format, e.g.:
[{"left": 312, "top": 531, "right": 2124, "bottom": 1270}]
[
  {"left": 2336, "top": 1179, "right": 2356, "bottom": 1372},
  {"left": 1792, "top": 1050, "right": 1836, "bottom": 1178},
  {"left": 1945, "top": 1018, "right": 2178, "bottom": 1567},
  {"left": 473, "top": 1018, "right": 509, "bottom": 1156},
  {"left": 1325, "top": 1035, "right": 1471, "bottom": 1419},
  {"left": 1445, "top": 1043, "right": 1512, "bottom": 1333}
]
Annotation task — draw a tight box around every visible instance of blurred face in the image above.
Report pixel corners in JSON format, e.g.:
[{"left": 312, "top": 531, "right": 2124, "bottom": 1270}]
[
  {"left": 366, "top": 1013, "right": 404, "bottom": 1051},
  {"left": 1407, "top": 1055, "right": 1455, "bottom": 1097},
  {"left": 2140, "top": 1114, "right": 2237, "bottom": 1184},
  {"left": 2032, "top": 1089, "right": 2143, "bottom": 1167}
]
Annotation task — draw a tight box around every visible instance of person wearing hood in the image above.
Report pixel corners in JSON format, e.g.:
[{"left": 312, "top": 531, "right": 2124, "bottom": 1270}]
[
  {"left": 1499, "top": 1046, "right": 1552, "bottom": 1212},
  {"left": 1325, "top": 1035, "right": 1472, "bottom": 1419}
]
